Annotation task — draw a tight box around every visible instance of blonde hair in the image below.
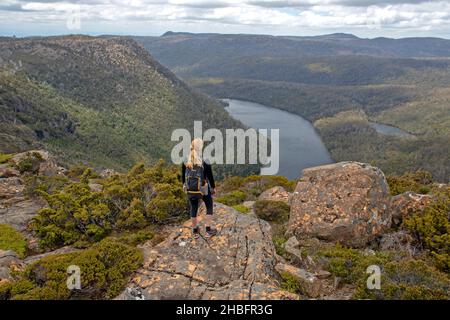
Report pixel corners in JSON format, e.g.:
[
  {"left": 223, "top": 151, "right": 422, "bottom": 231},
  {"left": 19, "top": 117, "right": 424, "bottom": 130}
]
[{"left": 186, "top": 138, "right": 203, "bottom": 169}]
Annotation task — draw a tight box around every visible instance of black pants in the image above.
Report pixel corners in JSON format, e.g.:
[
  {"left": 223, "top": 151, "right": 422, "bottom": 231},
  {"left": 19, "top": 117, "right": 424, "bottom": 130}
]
[{"left": 188, "top": 193, "right": 213, "bottom": 218}]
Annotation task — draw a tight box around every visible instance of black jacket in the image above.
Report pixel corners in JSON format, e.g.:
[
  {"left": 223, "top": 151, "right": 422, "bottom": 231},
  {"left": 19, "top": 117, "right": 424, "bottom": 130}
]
[{"left": 182, "top": 161, "right": 215, "bottom": 189}]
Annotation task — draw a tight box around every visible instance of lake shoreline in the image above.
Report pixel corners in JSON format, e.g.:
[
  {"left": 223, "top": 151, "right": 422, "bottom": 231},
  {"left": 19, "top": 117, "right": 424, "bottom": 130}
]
[{"left": 223, "top": 98, "right": 333, "bottom": 179}]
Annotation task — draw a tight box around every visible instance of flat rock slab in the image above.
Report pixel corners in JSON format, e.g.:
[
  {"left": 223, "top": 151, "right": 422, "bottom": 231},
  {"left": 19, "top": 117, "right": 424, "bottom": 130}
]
[{"left": 118, "top": 203, "right": 297, "bottom": 300}]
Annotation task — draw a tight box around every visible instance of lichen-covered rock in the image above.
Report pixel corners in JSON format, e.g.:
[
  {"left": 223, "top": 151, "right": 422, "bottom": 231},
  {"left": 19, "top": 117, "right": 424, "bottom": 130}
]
[
  {"left": 0, "top": 250, "right": 21, "bottom": 282},
  {"left": 379, "top": 231, "right": 415, "bottom": 255},
  {"left": 390, "top": 192, "right": 433, "bottom": 228},
  {"left": 258, "top": 186, "right": 291, "bottom": 205},
  {"left": 0, "top": 166, "right": 20, "bottom": 178},
  {"left": 284, "top": 236, "right": 303, "bottom": 263},
  {"left": 117, "top": 203, "right": 297, "bottom": 300},
  {"left": 288, "top": 162, "right": 392, "bottom": 248},
  {"left": 0, "top": 177, "right": 46, "bottom": 231},
  {"left": 275, "top": 263, "right": 322, "bottom": 298}
]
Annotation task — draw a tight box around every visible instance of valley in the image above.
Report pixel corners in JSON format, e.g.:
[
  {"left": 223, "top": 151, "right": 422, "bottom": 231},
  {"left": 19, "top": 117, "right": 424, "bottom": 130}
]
[{"left": 135, "top": 32, "right": 450, "bottom": 182}]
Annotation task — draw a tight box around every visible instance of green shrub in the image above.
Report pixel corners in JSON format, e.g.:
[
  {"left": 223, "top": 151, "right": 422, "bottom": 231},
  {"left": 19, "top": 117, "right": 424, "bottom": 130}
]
[
  {"left": 279, "top": 271, "right": 302, "bottom": 296},
  {"left": 219, "top": 175, "right": 296, "bottom": 200},
  {"left": 145, "top": 183, "right": 186, "bottom": 222},
  {"left": 354, "top": 260, "right": 450, "bottom": 300},
  {"left": 317, "top": 245, "right": 391, "bottom": 284},
  {"left": 116, "top": 228, "right": 155, "bottom": 246},
  {"left": 0, "top": 224, "right": 28, "bottom": 258},
  {"left": 403, "top": 187, "right": 450, "bottom": 272},
  {"left": 117, "top": 198, "right": 146, "bottom": 229},
  {"left": 24, "top": 174, "right": 69, "bottom": 197},
  {"left": 67, "top": 165, "right": 100, "bottom": 180},
  {"left": 232, "top": 204, "right": 250, "bottom": 214},
  {"left": 0, "top": 153, "right": 13, "bottom": 164},
  {"left": 31, "top": 183, "right": 109, "bottom": 249},
  {"left": 387, "top": 170, "right": 434, "bottom": 196},
  {"left": 254, "top": 200, "right": 290, "bottom": 223},
  {"left": 7, "top": 238, "right": 142, "bottom": 300},
  {"left": 32, "top": 160, "right": 187, "bottom": 249},
  {"left": 216, "top": 190, "right": 246, "bottom": 206},
  {"left": 0, "top": 281, "right": 12, "bottom": 300},
  {"left": 273, "top": 234, "right": 288, "bottom": 257}
]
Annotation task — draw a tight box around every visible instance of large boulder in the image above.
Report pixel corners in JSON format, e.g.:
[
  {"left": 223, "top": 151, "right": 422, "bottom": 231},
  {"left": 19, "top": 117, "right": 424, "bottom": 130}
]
[
  {"left": 390, "top": 192, "right": 433, "bottom": 228},
  {"left": 117, "top": 203, "right": 297, "bottom": 300},
  {"left": 288, "top": 162, "right": 392, "bottom": 248}
]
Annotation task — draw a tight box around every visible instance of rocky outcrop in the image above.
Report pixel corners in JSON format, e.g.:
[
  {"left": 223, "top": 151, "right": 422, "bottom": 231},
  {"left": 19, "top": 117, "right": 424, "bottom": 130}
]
[
  {"left": 0, "top": 177, "right": 46, "bottom": 232},
  {"left": 10, "top": 150, "right": 66, "bottom": 176},
  {"left": 288, "top": 162, "right": 392, "bottom": 248},
  {"left": 390, "top": 192, "right": 433, "bottom": 228},
  {"left": 0, "top": 150, "right": 62, "bottom": 233},
  {"left": 0, "top": 250, "right": 21, "bottom": 282},
  {"left": 0, "top": 165, "right": 20, "bottom": 178},
  {"left": 258, "top": 186, "right": 291, "bottom": 205},
  {"left": 118, "top": 203, "right": 297, "bottom": 300}
]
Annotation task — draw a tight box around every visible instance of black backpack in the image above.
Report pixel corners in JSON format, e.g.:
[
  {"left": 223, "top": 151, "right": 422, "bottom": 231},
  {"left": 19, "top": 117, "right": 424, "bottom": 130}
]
[{"left": 185, "top": 164, "right": 206, "bottom": 196}]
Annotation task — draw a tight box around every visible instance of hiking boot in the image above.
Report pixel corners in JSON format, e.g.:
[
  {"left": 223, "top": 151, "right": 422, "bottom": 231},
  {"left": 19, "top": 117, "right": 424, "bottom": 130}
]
[
  {"left": 204, "top": 227, "right": 217, "bottom": 238},
  {"left": 192, "top": 227, "right": 200, "bottom": 239}
]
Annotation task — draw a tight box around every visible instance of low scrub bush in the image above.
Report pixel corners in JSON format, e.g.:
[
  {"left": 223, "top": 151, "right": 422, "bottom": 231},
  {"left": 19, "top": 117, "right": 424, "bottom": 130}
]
[
  {"left": 354, "top": 260, "right": 450, "bottom": 300},
  {"left": 232, "top": 204, "right": 250, "bottom": 214},
  {"left": 279, "top": 271, "right": 303, "bottom": 296},
  {"left": 0, "top": 153, "right": 13, "bottom": 164},
  {"left": 387, "top": 170, "right": 434, "bottom": 196},
  {"left": 403, "top": 187, "right": 450, "bottom": 273},
  {"left": 31, "top": 160, "right": 187, "bottom": 249},
  {"left": 2, "top": 238, "right": 142, "bottom": 300},
  {"left": 317, "top": 245, "right": 391, "bottom": 284},
  {"left": 24, "top": 174, "right": 69, "bottom": 197},
  {"left": 216, "top": 190, "right": 246, "bottom": 206},
  {"left": 254, "top": 200, "right": 290, "bottom": 223},
  {"left": 0, "top": 224, "right": 28, "bottom": 258}
]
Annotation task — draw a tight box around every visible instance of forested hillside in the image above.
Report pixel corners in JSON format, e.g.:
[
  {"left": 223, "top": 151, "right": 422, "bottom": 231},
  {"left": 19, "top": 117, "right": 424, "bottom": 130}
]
[
  {"left": 136, "top": 32, "right": 450, "bottom": 181},
  {"left": 0, "top": 36, "right": 253, "bottom": 177}
]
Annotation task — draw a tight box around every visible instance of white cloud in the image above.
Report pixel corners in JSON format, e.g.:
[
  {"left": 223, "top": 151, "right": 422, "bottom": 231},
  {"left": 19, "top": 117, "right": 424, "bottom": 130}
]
[{"left": 2, "top": 0, "right": 450, "bottom": 37}]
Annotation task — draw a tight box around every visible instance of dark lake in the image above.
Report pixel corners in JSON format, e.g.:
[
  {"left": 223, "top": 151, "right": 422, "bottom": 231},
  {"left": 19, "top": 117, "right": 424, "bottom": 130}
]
[{"left": 223, "top": 99, "right": 333, "bottom": 179}]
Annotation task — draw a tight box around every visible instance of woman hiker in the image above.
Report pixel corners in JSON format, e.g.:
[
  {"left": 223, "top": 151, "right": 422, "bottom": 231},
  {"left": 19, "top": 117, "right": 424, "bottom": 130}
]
[{"left": 182, "top": 138, "right": 217, "bottom": 239}]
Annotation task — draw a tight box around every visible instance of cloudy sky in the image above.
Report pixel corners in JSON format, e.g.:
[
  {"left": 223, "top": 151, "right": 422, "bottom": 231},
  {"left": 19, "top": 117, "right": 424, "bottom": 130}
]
[{"left": 1, "top": 0, "right": 450, "bottom": 38}]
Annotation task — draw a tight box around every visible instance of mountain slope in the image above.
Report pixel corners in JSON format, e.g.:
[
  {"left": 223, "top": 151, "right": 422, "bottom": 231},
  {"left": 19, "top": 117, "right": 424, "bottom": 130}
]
[{"left": 0, "top": 36, "right": 247, "bottom": 172}]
